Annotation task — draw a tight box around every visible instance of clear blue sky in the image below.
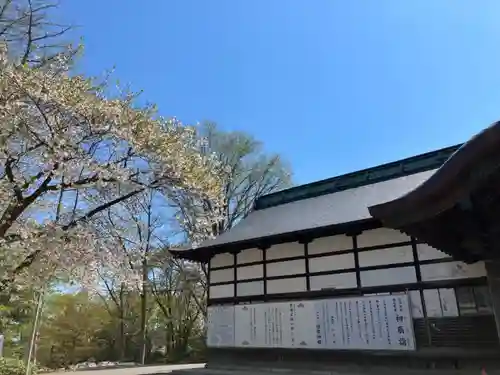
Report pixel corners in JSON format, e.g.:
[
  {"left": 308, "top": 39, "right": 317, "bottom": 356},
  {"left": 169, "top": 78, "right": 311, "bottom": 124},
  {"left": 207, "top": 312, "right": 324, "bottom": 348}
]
[{"left": 59, "top": 0, "right": 500, "bottom": 185}]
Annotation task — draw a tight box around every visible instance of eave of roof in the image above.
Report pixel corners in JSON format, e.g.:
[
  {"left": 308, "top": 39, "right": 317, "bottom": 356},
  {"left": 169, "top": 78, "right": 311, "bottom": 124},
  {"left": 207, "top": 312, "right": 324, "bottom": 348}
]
[
  {"left": 368, "top": 121, "right": 500, "bottom": 262},
  {"left": 169, "top": 218, "right": 380, "bottom": 262},
  {"left": 369, "top": 121, "right": 500, "bottom": 228}
]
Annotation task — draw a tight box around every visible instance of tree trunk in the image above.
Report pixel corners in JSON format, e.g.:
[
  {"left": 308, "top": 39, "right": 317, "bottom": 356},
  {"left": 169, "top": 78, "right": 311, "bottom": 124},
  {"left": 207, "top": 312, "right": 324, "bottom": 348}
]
[
  {"left": 119, "top": 284, "right": 126, "bottom": 361},
  {"left": 140, "top": 197, "right": 153, "bottom": 365},
  {"left": 139, "top": 260, "right": 148, "bottom": 365}
]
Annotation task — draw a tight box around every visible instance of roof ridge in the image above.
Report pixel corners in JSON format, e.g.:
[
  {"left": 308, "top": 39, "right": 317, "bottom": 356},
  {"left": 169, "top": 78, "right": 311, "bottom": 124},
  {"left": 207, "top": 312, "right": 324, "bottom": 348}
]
[{"left": 255, "top": 144, "right": 462, "bottom": 210}]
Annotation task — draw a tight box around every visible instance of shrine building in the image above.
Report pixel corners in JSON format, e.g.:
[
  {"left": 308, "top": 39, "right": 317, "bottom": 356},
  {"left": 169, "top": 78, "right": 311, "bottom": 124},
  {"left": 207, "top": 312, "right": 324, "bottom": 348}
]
[{"left": 171, "top": 121, "right": 500, "bottom": 369}]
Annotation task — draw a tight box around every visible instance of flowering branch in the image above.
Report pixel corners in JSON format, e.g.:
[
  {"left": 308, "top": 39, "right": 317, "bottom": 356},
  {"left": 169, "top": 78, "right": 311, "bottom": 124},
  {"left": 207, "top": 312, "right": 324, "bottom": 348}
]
[{"left": 0, "top": 43, "right": 223, "bottom": 290}]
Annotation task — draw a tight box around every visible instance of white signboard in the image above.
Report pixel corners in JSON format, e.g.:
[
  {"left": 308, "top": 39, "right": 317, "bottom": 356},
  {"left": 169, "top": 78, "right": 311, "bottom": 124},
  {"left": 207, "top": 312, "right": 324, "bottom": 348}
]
[
  {"left": 0, "top": 334, "right": 3, "bottom": 357},
  {"left": 234, "top": 304, "right": 264, "bottom": 347},
  {"left": 314, "top": 294, "right": 415, "bottom": 350},
  {"left": 263, "top": 303, "right": 286, "bottom": 347},
  {"left": 288, "top": 301, "right": 319, "bottom": 348},
  {"left": 206, "top": 305, "right": 235, "bottom": 347},
  {"left": 234, "top": 301, "right": 318, "bottom": 348},
  {"left": 210, "top": 294, "right": 415, "bottom": 351}
]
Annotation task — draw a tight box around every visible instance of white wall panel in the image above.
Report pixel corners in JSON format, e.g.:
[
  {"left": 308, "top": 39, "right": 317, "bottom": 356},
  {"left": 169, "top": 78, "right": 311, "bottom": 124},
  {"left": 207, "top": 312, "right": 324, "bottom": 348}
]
[
  {"left": 266, "top": 242, "right": 304, "bottom": 260},
  {"left": 308, "top": 235, "right": 352, "bottom": 255},
  {"left": 237, "top": 264, "right": 263, "bottom": 280},
  {"left": 237, "top": 281, "right": 264, "bottom": 296},
  {"left": 267, "top": 259, "right": 305, "bottom": 277},
  {"left": 210, "top": 284, "right": 234, "bottom": 299},
  {"left": 417, "top": 244, "right": 448, "bottom": 261},
  {"left": 423, "top": 289, "right": 460, "bottom": 318},
  {"left": 409, "top": 290, "right": 424, "bottom": 318},
  {"left": 420, "top": 261, "right": 486, "bottom": 282},
  {"left": 308, "top": 253, "right": 355, "bottom": 273},
  {"left": 423, "top": 289, "right": 442, "bottom": 317},
  {"left": 439, "top": 288, "right": 459, "bottom": 317},
  {"left": 268, "top": 277, "right": 307, "bottom": 294},
  {"left": 207, "top": 306, "right": 235, "bottom": 347},
  {"left": 211, "top": 253, "right": 234, "bottom": 268},
  {"left": 358, "top": 245, "right": 413, "bottom": 267},
  {"left": 237, "top": 248, "right": 263, "bottom": 264},
  {"left": 357, "top": 228, "right": 409, "bottom": 248},
  {"left": 210, "top": 268, "right": 234, "bottom": 283},
  {"left": 310, "top": 272, "right": 357, "bottom": 291},
  {"left": 360, "top": 266, "right": 417, "bottom": 287}
]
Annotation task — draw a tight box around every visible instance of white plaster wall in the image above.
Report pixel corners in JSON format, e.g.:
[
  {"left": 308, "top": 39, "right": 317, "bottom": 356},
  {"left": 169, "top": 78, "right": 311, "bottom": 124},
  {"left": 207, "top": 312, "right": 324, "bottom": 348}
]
[
  {"left": 237, "top": 248, "right": 263, "bottom": 264},
  {"left": 237, "top": 264, "right": 264, "bottom": 280},
  {"left": 268, "top": 277, "right": 307, "bottom": 294},
  {"left": 308, "top": 253, "right": 355, "bottom": 273},
  {"left": 358, "top": 245, "right": 413, "bottom": 267},
  {"left": 267, "top": 259, "right": 305, "bottom": 277},
  {"left": 211, "top": 253, "right": 233, "bottom": 268},
  {"left": 210, "top": 268, "right": 234, "bottom": 283},
  {"left": 417, "top": 244, "right": 449, "bottom": 261},
  {"left": 360, "top": 266, "right": 417, "bottom": 287},
  {"left": 210, "top": 284, "right": 234, "bottom": 299},
  {"left": 266, "top": 242, "right": 304, "bottom": 260},
  {"left": 420, "top": 261, "right": 486, "bottom": 281},
  {"left": 237, "top": 280, "right": 264, "bottom": 296},
  {"left": 308, "top": 235, "right": 353, "bottom": 255},
  {"left": 357, "top": 228, "right": 410, "bottom": 248},
  {"left": 310, "top": 272, "right": 357, "bottom": 290}
]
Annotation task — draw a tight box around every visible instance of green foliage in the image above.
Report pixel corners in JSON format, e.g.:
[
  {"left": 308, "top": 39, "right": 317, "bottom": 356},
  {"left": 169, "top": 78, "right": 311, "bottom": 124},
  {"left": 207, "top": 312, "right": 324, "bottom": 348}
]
[
  {"left": 33, "top": 284, "right": 205, "bottom": 369},
  {"left": 0, "top": 288, "right": 36, "bottom": 359},
  {"left": 36, "top": 292, "right": 114, "bottom": 368},
  {"left": 0, "top": 357, "right": 37, "bottom": 375}
]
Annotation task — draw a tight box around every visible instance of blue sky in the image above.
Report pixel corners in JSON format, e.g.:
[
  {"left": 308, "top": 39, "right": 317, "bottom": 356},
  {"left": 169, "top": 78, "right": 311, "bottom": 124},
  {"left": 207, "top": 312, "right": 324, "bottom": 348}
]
[{"left": 59, "top": 0, "right": 500, "bottom": 185}]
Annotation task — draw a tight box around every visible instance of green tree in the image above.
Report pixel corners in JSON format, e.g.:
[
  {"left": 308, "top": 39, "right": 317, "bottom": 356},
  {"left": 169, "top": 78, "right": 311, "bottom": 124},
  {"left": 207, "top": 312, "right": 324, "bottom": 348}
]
[
  {"left": 172, "top": 121, "right": 292, "bottom": 244},
  {"left": 36, "top": 293, "right": 111, "bottom": 369},
  {"left": 0, "top": 287, "right": 34, "bottom": 358}
]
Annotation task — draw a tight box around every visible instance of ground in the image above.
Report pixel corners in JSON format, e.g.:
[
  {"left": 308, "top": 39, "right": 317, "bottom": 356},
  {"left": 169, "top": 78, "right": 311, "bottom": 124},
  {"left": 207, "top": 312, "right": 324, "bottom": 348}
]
[
  {"left": 44, "top": 363, "right": 499, "bottom": 375},
  {"left": 46, "top": 363, "right": 206, "bottom": 375}
]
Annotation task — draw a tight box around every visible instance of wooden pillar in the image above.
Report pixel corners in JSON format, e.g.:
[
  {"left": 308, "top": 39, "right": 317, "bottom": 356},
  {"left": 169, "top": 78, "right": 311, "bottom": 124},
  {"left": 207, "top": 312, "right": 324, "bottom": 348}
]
[
  {"left": 259, "top": 246, "right": 269, "bottom": 301},
  {"left": 485, "top": 260, "right": 500, "bottom": 344},
  {"left": 232, "top": 251, "right": 239, "bottom": 298},
  {"left": 206, "top": 256, "right": 212, "bottom": 302},
  {"left": 411, "top": 236, "right": 432, "bottom": 347},
  {"left": 299, "top": 238, "right": 311, "bottom": 291},
  {"left": 352, "top": 234, "right": 361, "bottom": 289}
]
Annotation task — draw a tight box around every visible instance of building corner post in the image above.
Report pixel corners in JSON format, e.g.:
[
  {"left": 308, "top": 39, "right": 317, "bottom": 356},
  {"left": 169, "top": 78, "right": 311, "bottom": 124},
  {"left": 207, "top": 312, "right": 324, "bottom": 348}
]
[{"left": 485, "top": 260, "right": 500, "bottom": 344}]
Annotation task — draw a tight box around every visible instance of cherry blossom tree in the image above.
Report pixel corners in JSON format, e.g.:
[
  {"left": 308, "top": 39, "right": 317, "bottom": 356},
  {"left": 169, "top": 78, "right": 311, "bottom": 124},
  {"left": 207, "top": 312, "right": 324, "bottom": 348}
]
[
  {"left": 0, "top": 0, "right": 74, "bottom": 67},
  {"left": 0, "top": 43, "right": 222, "bottom": 291},
  {"left": 0, "top": 2, "right": 224, "bottom": 370}
]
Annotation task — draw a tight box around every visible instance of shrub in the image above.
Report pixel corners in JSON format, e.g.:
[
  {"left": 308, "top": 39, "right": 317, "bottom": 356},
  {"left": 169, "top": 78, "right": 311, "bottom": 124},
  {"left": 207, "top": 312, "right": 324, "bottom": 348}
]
[{"left": 0, "top": 357, "right": 37, "bottom": 375}]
